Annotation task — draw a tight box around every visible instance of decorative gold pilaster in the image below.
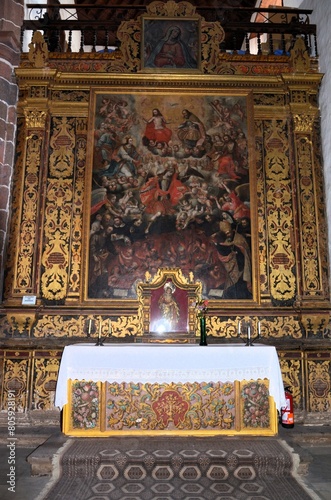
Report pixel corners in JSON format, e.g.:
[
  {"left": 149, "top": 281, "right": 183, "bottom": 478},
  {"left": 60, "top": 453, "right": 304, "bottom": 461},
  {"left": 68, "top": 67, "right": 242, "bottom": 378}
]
[
  {"left": 12, "top": 128, "right": 45, "bottom": 296},
  {"left": 66, "top": 118, "right": 87, "bottom": 300},
  {"left": 291, "top": 103, "right": 324, "bottom": 299},
  {"left": 263, "top": 120, "right": 296, "bottom": 305},
  {"left": 40, "top": 117, "right": 76, "bottom": 303}
]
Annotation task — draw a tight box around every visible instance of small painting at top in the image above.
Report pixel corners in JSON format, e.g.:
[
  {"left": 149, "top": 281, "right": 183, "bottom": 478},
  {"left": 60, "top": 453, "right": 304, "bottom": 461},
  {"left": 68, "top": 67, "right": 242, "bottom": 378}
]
[{"left": 142, "top": 18, "right": 200, "bottom": 71}]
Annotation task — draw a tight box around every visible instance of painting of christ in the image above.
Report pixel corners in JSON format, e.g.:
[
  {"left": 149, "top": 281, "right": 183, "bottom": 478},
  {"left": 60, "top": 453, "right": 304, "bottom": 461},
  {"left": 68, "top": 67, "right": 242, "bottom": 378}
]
[{"left": 88, "top": 92, "right": 253, "bottom": 301}]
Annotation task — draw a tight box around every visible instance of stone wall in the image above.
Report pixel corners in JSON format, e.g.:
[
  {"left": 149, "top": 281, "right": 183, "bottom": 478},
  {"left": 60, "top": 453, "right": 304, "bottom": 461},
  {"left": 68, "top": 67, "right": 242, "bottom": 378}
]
[
  {"left": 297, "top": 0, "right": 331, "bottom": 285},
  {"left": 0, "top": 0, "right": 23, "bottom": 297}
]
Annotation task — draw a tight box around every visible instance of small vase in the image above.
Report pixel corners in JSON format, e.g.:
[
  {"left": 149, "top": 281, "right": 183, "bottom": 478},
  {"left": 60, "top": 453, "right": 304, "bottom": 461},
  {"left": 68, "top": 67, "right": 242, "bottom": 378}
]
[{"left": 199, "top": 315, "right": 207, "bottom": 346}]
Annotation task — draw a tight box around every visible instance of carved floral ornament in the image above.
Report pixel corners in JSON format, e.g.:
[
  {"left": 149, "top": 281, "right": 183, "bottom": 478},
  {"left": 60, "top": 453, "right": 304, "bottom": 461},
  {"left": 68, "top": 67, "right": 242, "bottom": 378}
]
[
  {"left": 24, "top": 109, "right": 47, "bottom": 129},
  {"left": 28, "top": 30, "right": 49, "bottom": 68},
  {"left": 292, "top": 111, "right": 317, "bottom": 133},
  {"left": 147, "top": 0, "right": 197, "bottom": 17}
]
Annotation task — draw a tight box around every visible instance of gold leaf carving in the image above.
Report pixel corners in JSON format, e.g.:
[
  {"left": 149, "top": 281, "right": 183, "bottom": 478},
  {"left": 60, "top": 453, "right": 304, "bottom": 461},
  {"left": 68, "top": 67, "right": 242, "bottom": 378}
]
[
  {"left": 201, "top": 22, "right": 225, "bottom": 74},
  {"left": 292, "top": 113, "right": 316, "bottom": 133},
  {"left": 290, "top": 37, "right": 310, "bottom": 73},
  {"left": 24, "top": 109, "right": 47, "bottom": 129},
  {"left": 7, "top": 313, "right": 36, "bottom": 335},
  {"left": 308, "top": 361, "right": 331, "bottom": 412},
  {"left": 49, "top": 117, "right": 75, "bottom": 178},
  {"left": 146, "top": 0, "right": 197, "bottom": 17},
  {"left": 41, "top": 179, "right": 73, "bottom": 301},
  {"left": 3, "top": 358, "right": 29, "bottom": 412},
  {"left": 32, "top": 357, "right": 60, "bottom": 410},
  {"left": 296, "top": 136, "right": 321, "bottom": 294},
  {"left": 15, "top": 133, "right": 42, "bottom": 293},
  {"left": 264, "top": 134, "right": 296, "bottom": 303},
  {"left": 279, "top": 358, "right": 301, "bottom": 406},
  {"left": 28, "top": 31, "right": 49, "bottom": 68}
]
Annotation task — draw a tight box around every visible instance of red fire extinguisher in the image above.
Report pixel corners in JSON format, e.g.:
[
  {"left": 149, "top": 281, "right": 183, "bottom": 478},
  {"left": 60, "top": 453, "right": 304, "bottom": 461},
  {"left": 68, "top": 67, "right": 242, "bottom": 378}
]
[{"left": 281, "top": 386, "right": 294, "bottom": 428}]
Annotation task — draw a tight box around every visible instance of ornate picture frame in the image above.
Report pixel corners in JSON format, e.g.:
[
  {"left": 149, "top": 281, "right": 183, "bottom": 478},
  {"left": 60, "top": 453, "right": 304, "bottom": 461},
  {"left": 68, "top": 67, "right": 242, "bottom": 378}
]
[
  {"left": 86, "top": 86, "right": 256, "bottom": 307},
  {"left": 136, "top": 268, "right": 202, "bottom": 342},
  {"left": 141, "top": 17, "right": 201, "bottom": 72}
]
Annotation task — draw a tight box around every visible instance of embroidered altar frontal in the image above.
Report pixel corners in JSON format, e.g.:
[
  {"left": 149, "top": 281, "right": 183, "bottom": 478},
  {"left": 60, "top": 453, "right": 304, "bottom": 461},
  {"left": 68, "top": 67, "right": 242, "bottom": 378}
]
[
  {"left": 58, "top": 344, "right": 283, "bottom": 436},
  {"left": 65, "top": 379, "right": 277, "bottom": 436}
]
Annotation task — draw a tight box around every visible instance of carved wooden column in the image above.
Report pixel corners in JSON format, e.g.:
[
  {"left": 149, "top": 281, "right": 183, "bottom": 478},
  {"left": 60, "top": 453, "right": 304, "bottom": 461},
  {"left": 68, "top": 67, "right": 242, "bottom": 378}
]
[{"left": 286, "top": 72, "right": 329, "bottom": 336}]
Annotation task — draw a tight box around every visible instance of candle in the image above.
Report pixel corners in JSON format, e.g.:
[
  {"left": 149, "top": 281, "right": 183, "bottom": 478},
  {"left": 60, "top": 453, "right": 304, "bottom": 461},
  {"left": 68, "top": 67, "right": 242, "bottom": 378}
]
[
  {"left": 88, "top": 319, "right": 92, "bottom": 335},
  {"left": 248, "top": 325, "right": 251, "bottom": 340},
  {"left": 238, "top": 321, "right": 241, "bottom": 336},
  {"left": 258, "top": 321, "right": 261, "bottom": 337}
]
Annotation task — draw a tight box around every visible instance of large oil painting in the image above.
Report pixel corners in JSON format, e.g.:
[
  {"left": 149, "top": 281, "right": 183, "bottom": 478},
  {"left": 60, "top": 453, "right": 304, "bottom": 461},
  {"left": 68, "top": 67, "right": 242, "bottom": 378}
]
[{"left": 88, "top": 91, "right": 252, "bottom": 301}]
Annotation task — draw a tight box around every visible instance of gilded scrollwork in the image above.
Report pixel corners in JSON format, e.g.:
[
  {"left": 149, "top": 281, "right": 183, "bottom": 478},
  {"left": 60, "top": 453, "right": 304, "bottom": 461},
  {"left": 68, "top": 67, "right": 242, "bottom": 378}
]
[
  {"left": 3, "top": 357, "right": 30, "bottom": 412},
  {"left": 33, "top": 315, "right": 79, "bottom": 338},
  {"left": 266, "top": 316, "right": 303, "bottom": 339},
  {"left": 255, "top": 126, "right": 269, "bottom": 296},
  {"left": 41, "top": 180, "right": 72, "bottom": 302},
  {"left": 295, "top": 135, "right": 322, "bottom": 296},
  {"left": 307, "top": 360, "right": 331, "bottom": 412},
  {"left": 116, "top": 20, "right": 141, "bottom": 72},
  {"left": 104, "top": 381, "right": 236, "bottom": 432},
  {"left": 32, "top": 314, "right": 140, "bottom": 339},
  {"left": 49, "top": 117, "right": 76, "bottom": 178},
  {"left": 253, "top": 94, "right": 286, "bottom": 106},
  {"left": 51, "top": 90, "right": 89, "bottom": 102},
  {"left": 278, "top": 357, "right": 302, "bottom": 408},
  {"left": 32, "top": 357, "right": 60, "bottom": 410},
  {"left": 208, "top": 316, "right": 239, "bottom": 339},
  {"left": 14, "top": 132, "right": 43, "bottom": 294},
  {"left": 67, "top": 125, "right": 87, "bottom": 298},
  {"left": 40, "top": 116, "right": 86, "bottom": 302},
  {"left": 111, "top": 315, "right": 140, "bottom": 338},
  {"left": 201, "top": 22, "right": 225, "bottom": 74},
  {"left": 263, "top": 121, "right": 296, "bottom": 305}
]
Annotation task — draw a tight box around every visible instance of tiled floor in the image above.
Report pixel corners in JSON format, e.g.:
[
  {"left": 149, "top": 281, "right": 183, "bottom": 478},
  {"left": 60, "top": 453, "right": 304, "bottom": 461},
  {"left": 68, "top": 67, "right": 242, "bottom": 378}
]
[
  {"left": 0, "top": 424, "right": 330, "bottom": 500},
  {"left": 279, "top": 425, "right": 331, "bottom": 500}
]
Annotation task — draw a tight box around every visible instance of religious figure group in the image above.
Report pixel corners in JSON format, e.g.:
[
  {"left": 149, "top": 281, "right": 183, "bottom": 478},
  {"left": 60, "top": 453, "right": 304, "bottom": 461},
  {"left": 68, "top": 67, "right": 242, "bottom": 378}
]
[{"left": 88, "top": 93, "right": 252, "bottom": 301}]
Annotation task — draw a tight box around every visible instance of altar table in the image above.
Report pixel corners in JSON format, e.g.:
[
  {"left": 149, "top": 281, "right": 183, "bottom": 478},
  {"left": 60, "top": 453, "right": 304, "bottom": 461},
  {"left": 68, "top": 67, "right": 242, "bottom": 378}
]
[{"left": 55, "top": 344, "right": 286, "bottom": 437}]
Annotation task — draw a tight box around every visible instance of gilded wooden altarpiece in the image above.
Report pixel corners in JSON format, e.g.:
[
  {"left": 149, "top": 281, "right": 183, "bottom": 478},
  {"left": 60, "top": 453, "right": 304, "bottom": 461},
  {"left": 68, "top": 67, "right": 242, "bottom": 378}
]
[{"left": 0, "top": 1, "right": 330, "bottom": 423}]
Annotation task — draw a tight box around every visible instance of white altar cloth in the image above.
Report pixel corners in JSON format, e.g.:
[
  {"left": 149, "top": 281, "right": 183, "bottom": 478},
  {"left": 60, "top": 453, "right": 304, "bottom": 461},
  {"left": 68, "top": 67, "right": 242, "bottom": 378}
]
[{"left": 55, "top": 343, "right": 286, "bottom": 411}]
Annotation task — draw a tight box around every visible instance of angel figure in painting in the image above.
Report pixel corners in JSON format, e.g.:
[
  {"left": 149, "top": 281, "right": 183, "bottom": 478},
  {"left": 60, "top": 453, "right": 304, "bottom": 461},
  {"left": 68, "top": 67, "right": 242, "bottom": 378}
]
[{"left": 158, "top": 281, "right": 180, "bottom": 331}]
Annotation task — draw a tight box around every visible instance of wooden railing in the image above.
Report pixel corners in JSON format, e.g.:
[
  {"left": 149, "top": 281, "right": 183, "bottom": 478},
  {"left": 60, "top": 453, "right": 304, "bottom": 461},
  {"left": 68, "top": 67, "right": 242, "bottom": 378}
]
[{"left": 22, "top": 3, "right": 318, "bottom": 57}]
